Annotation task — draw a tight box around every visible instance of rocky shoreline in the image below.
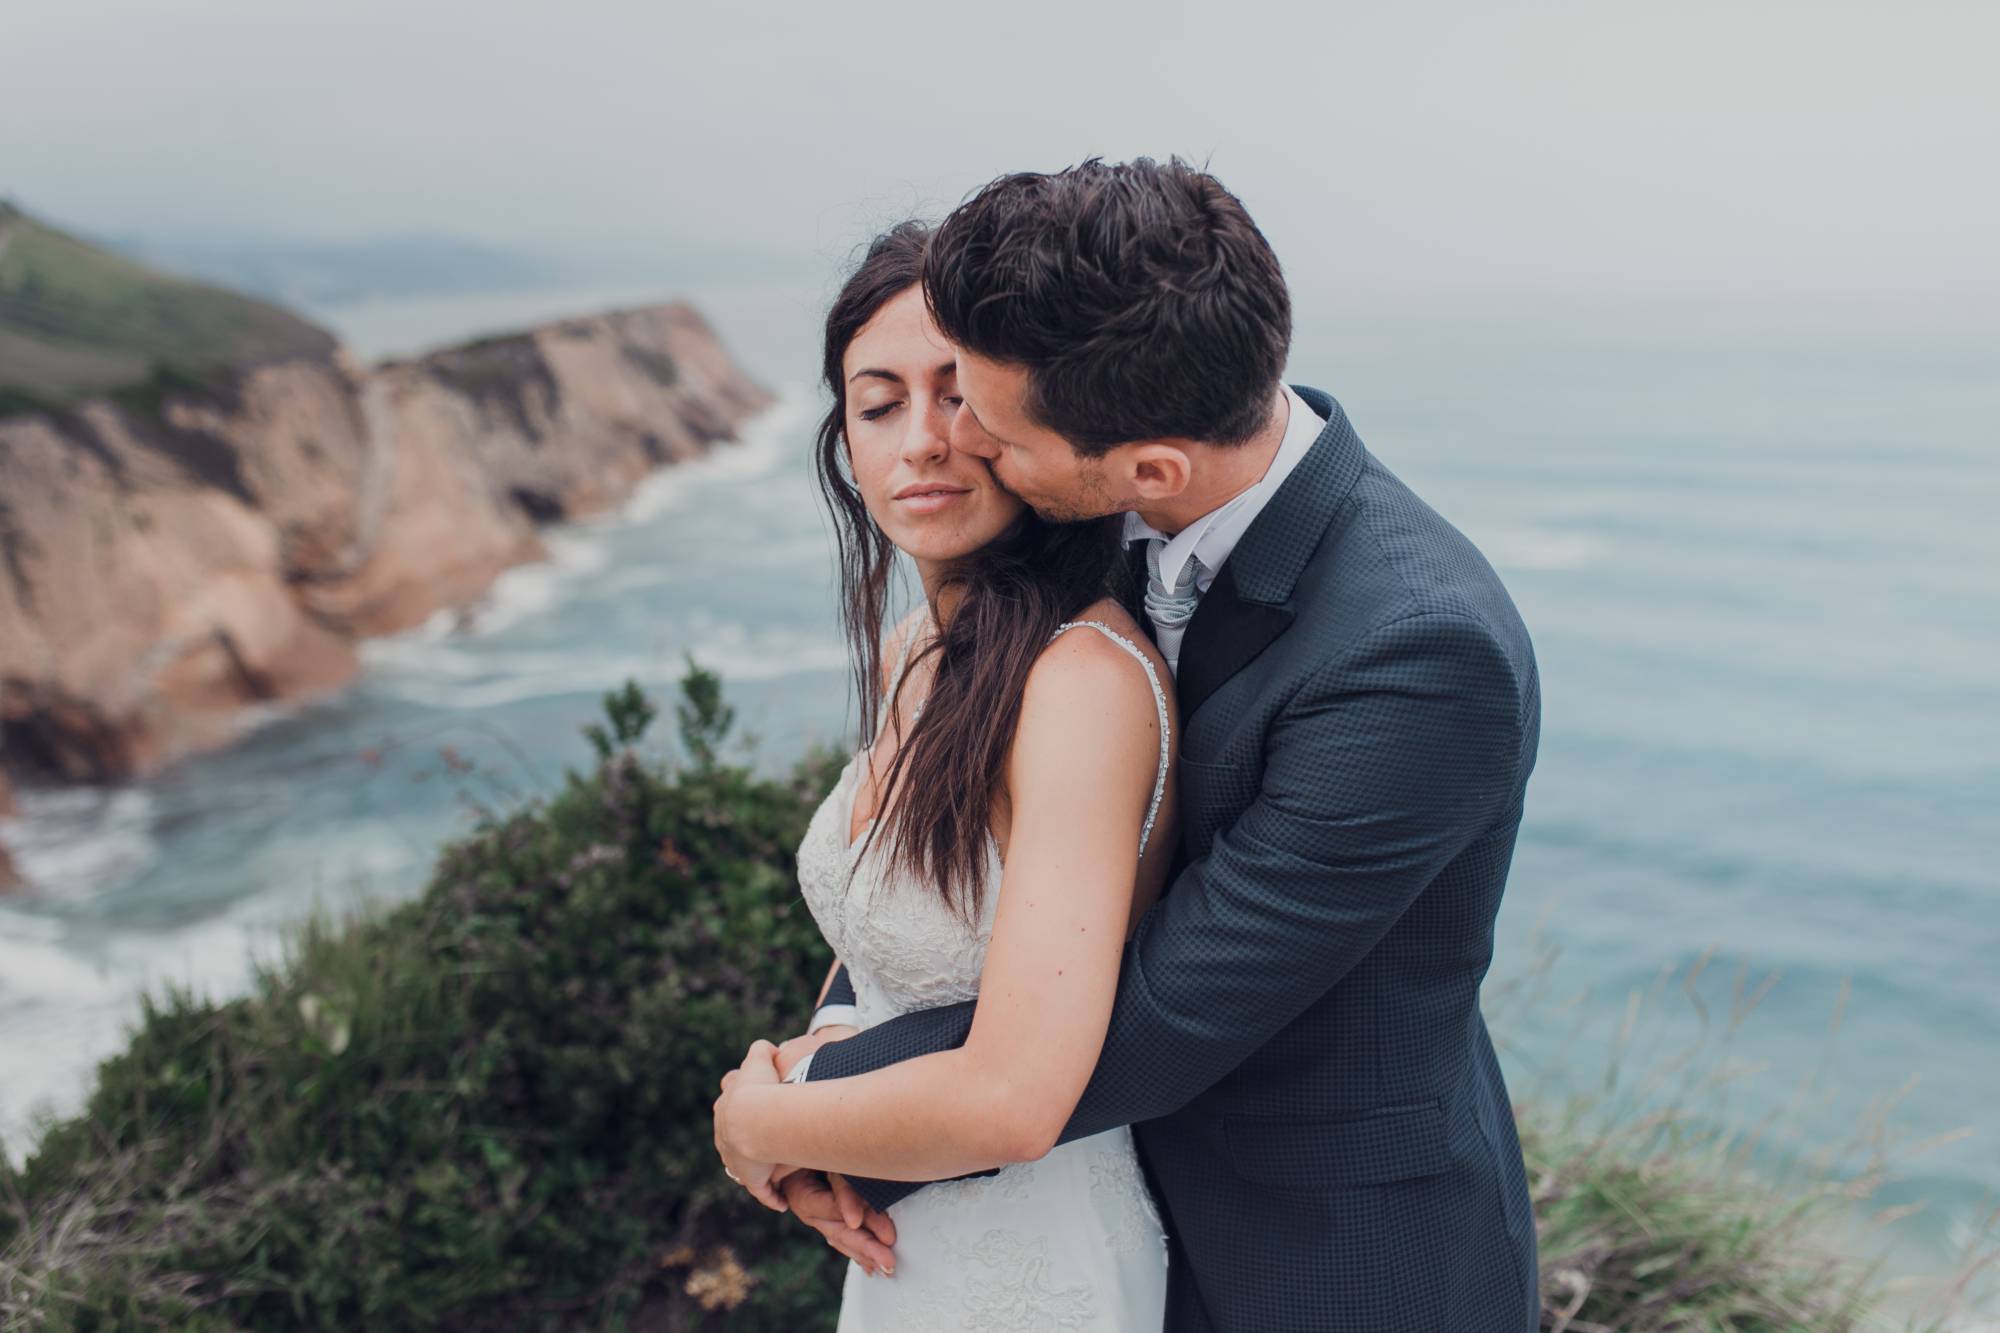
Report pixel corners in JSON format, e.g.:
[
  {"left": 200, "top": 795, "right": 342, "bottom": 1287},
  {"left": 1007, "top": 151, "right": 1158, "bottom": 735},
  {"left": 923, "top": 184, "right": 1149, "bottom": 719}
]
[{"left": 0, "top": 303, "right": 772, "bottom": 888}]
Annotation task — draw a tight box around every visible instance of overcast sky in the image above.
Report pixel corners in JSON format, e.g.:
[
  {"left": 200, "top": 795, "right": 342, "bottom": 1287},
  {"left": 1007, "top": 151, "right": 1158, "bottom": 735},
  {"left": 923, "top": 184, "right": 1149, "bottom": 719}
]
[{"left": 3, "top": 0, "right": 1995, "bottom": 316}]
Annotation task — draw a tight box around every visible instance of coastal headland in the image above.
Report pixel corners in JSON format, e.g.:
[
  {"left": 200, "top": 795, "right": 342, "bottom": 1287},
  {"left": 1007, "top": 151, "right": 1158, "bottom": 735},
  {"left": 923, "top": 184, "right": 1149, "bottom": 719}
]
[{"left": 0, "top": 203, "right": 773, "bottom": 885}]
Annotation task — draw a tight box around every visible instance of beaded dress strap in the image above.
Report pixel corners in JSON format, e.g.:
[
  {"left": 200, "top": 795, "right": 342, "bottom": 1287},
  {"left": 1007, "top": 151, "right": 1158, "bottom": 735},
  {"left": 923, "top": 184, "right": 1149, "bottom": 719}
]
[{"left": 1047, "top": 620, "right": 1173, "bottom": 859}]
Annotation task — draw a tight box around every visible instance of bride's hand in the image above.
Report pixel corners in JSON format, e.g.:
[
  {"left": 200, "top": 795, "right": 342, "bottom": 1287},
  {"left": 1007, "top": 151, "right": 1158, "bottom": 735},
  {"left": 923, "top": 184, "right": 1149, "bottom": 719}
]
[
  {"left": 775, "top": 1023, "right": 859, "bottom": 1080},
  {"left": 712, "top": 1040, "right": 790, "bottom": 1211}
]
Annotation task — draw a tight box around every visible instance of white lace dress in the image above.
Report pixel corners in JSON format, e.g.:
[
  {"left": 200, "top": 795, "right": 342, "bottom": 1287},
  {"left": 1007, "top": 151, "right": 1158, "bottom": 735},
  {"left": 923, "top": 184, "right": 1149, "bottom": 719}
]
[{"left": 794, "top": 620, "right": 1172, "bottom": 1332}]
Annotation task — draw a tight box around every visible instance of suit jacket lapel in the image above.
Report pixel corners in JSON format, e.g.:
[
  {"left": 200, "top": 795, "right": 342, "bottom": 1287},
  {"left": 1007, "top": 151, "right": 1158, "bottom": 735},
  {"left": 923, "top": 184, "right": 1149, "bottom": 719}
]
[
  {"left": 1176, "top": 560, "right": 1292, "bottom": 721},
  {"left": 1173, "top": 385, "right": 1368, "bottom": 724}
]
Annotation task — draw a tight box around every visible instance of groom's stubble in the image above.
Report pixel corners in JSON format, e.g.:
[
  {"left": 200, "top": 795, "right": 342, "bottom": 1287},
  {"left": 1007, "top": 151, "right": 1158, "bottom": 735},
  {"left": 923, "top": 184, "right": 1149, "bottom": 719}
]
[{"left": 986, "top": 450, "right": 1135, "bottom": 526}]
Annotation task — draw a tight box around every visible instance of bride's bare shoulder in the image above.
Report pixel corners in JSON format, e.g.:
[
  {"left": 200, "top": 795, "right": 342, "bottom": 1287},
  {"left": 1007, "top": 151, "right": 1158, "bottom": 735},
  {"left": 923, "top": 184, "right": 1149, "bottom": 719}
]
[
  {"left": 1066, "top": 596, "right": 1148, "bottom": 639},
  {"left": 1025, "top": 600, "right": 1174, "bottom": 722},
  {"left": 1056, "top": 599, "right": 1171, "bottom": 685},
  {"left": 1007, "top": 602, "right": 1175, "bottom": 802}
]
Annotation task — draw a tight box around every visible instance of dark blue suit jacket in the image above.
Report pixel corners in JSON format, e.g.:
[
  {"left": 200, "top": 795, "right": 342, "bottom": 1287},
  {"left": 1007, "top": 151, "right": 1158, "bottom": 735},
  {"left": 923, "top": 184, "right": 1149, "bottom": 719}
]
[{"left": 806, "top": 387, "right": 1541, "bottom": 1332}]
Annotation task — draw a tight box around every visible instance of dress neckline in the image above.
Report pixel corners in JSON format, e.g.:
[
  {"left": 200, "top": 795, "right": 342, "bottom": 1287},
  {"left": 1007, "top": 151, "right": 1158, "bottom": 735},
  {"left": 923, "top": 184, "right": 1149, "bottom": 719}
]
[
  {"left": 840, "top": 754, "right": 879, "bottom": 858},
  {"left": 845, "top": 610, "right": 932, "bottom": 852},
  {"left": 841, "top": 752, "right": 1002, "bottom": 863}
]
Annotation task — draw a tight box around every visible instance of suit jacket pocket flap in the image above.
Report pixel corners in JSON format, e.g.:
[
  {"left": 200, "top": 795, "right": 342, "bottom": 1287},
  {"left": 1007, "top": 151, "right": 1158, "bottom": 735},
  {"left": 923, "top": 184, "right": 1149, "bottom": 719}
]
[{"left": 1224, "top": 1102, "right": 1450, "bottom": 1189}]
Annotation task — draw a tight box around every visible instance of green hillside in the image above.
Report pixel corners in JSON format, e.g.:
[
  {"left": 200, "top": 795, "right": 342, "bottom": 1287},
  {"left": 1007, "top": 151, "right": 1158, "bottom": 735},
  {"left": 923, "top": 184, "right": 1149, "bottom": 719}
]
[{"left": 0, "top": 200, "right": 339, "bottom": 413}]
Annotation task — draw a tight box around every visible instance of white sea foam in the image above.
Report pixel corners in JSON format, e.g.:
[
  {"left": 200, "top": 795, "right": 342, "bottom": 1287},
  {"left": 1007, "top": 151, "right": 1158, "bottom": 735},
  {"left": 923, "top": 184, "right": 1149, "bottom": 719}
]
[
  {"left": 615, "top": 386, "right": 804, "bottom": 525},
  {"left": 0, "top": 921, "right": 102, "bottom": 1003},
  {"left": 684, "top": 625, "right": 851, "bottom": 684},
  {"left": 0, "top": 907, "right": 288, "bottom": 1161},
  {"left": 0, "top": 902, "right": 64, "bottom": 945},
  {"left": 0, "top": 856, "right": 411, "bottom": 1162},
  {"left": 425, "top": 531, "right": 615, "bottom": 642},
  {"left": 364, "top": 625, "right": 846, "bottom": 712},
  {"left": 0, "top": 785, "right": 159, "bottom": 901},
  {"left": 0, "top": 1014, "right": 109, "bottom": 1158}
]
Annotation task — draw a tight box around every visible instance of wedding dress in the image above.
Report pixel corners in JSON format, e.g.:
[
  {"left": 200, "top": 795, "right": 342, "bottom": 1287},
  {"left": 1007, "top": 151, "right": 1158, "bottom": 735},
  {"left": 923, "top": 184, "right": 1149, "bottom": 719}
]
[{"left": 794, "top": 619, "right": 1172, "bottom": 1332}]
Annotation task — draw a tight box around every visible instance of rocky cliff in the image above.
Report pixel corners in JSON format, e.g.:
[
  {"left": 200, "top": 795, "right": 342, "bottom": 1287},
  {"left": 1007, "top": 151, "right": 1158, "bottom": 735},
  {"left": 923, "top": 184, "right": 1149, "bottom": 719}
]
[{"left": 0, "top": 303, "right": 772, "bottom": 811}]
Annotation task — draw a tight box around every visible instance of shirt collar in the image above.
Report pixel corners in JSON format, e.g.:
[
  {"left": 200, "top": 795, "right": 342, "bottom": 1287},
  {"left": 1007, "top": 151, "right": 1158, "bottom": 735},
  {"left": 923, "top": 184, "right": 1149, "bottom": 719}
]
[{"left": 1121, "top": 385, "right": 1326, "bottom": 589}]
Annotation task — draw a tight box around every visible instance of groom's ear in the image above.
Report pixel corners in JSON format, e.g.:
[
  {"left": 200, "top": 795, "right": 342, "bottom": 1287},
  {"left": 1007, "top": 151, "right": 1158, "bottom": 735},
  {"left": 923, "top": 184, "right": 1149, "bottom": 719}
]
[{"left": 1122, "top": 442, "right": 1195, "bottom": 504}]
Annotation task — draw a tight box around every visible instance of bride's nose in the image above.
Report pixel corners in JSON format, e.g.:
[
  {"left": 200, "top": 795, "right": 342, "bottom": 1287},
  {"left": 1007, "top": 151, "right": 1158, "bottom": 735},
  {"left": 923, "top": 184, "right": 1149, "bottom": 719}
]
[{"left": 899, "top": 398, "right": 955, "bottom": 466}]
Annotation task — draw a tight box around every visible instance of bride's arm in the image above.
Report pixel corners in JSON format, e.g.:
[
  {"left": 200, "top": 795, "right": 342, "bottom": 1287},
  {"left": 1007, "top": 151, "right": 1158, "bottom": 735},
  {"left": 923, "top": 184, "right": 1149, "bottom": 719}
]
[{"left": 715, "top": 631, "right": 1165, "bottom": 1181}]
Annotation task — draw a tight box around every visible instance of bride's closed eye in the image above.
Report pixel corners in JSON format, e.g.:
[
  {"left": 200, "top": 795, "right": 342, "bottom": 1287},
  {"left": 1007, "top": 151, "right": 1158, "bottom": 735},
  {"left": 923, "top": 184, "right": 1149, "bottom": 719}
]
[{"left": 860, "top": 394, "right": 960, "bottom": 423}]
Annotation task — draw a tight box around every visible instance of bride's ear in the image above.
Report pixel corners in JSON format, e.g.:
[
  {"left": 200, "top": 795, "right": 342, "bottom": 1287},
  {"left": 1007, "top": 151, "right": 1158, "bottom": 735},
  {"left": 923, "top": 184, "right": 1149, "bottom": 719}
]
[{"left": 1123, "top": 443, "right": 1194, "bottom": 504}]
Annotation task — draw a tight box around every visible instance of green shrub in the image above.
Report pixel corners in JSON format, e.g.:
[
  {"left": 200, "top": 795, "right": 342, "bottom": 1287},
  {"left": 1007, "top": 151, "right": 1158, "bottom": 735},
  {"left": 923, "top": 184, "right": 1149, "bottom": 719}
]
[{"left": 1, "top": 664, "right": 849, "bottom": 1330}]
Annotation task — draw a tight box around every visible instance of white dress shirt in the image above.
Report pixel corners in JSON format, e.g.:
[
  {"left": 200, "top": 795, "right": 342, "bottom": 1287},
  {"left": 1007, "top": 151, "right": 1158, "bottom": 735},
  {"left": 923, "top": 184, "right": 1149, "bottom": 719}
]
[{"left": 788, "top": 387, "right": 1328, "bottom": 1079}]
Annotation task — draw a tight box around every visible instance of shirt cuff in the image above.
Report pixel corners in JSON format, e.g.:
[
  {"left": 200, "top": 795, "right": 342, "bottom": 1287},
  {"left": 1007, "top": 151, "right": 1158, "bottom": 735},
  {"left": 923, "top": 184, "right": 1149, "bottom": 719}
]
[
  {"left": 783, "top": 1050, "right": 815, "bottom": 1084},
  {"left": 807, "top": 1003, "right": 858, "bottom": 1035}
]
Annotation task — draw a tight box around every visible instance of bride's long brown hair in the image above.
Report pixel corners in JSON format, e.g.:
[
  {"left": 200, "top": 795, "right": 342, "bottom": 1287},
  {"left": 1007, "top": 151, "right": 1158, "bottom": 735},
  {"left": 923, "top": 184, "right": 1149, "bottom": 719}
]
[{"left": 813, "top": 222, "right": 1124, "bottom": 923}]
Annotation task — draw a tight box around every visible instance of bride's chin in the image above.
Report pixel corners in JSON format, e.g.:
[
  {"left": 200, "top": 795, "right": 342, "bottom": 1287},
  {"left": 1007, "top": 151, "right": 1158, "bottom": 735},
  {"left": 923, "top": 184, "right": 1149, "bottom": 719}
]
[
  {"left": 887, "top": 520, "right": 1010, "bottom": 565},
  {"left": 897, "top": 535, "right": 988, "bottom": 565}
]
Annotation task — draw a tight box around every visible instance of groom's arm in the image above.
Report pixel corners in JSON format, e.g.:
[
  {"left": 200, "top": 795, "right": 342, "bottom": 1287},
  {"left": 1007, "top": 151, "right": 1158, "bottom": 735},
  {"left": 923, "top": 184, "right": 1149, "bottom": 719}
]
[
  {"left": 807, "top": 963, "right": 858, "bottom": 1034},
  {"left": 773, "top": 961, "right": 858, "bottom": 1078},
  {"left": 806, "top": 612, "right": 1527, "bottom": 1211}
]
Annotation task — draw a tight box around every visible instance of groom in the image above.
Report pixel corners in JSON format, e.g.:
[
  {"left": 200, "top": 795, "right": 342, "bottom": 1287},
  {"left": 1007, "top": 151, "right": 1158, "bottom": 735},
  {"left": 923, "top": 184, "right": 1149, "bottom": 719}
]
[{"left": 765, "top": 159, "right": 1540, "bottom": 1331}]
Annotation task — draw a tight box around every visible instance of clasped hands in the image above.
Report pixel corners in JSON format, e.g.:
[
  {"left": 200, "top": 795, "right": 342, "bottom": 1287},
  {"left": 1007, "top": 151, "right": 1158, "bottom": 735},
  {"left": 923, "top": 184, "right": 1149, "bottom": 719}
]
[{"left": 712, "top": 1024, "right": 899, "bottom": 1277}]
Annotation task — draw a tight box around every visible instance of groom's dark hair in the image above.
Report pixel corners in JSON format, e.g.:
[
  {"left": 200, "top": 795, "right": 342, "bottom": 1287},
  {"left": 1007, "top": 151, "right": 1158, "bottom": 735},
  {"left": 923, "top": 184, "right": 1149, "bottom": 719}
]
[{"left": 924, "top": 157, "right": 1291, "bottom": 456}]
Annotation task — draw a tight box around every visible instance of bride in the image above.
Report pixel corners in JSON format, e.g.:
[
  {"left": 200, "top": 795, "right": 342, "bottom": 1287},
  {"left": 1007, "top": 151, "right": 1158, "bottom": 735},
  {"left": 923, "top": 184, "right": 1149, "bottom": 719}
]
[{"left": 710, "top": 221, "right": 1179, "bottom": 1329}]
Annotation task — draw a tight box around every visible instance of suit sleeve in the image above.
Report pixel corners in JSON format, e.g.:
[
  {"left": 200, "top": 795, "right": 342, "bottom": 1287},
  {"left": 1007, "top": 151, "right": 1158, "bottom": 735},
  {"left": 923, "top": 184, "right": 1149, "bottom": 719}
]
[{"left": 805, "top": 612, "right": 1525, "bottom": 1211}]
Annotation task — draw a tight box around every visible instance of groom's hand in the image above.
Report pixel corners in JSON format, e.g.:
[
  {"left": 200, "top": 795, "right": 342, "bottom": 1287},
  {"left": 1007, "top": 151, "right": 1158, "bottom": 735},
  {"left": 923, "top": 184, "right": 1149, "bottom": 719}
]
[
  {"left": 773, "top": 1024, "right": 858, "bottom": 1080},
  {"left": 780, "top": 1169, "right": 898, "bottom": 1277}
]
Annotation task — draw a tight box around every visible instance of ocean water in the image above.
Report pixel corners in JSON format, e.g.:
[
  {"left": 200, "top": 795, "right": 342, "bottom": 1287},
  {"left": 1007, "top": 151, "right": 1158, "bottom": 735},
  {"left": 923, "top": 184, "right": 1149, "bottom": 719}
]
[{"left": 1, "top": 278, "right": 1993, "bottom": 1304}]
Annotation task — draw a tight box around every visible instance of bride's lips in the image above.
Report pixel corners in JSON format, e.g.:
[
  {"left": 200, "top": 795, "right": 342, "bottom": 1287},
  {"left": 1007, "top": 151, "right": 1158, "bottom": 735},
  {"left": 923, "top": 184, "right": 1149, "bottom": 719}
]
[{"left": 893, "top": 481, "right": 975, "bottom": 515}]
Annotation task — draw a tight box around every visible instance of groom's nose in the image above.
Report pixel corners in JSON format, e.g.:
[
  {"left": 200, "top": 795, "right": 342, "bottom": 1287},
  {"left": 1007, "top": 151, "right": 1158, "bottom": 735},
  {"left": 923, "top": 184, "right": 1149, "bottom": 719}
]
[{"left": 950, "top": 407, "right": 1002, "bottom": 460}]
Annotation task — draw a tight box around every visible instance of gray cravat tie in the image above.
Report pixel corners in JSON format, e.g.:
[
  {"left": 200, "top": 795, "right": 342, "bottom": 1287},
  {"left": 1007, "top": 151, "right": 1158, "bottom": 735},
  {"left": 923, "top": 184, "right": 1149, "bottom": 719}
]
[{"left": 1144, "top": 538, "right": 1202, "bottom": 674}]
